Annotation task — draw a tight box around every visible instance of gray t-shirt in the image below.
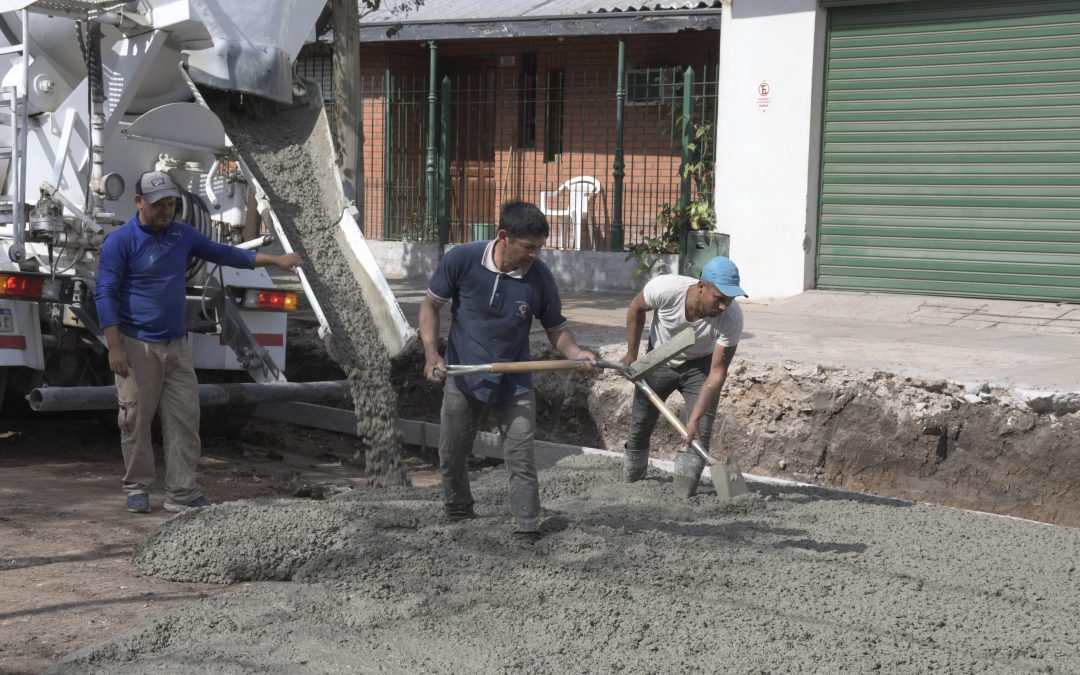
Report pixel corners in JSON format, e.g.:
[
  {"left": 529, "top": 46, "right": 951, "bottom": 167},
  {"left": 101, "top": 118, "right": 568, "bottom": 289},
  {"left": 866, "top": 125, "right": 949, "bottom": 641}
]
[{"left": 642, "top": 274, "right": 743, "bottom": 366}]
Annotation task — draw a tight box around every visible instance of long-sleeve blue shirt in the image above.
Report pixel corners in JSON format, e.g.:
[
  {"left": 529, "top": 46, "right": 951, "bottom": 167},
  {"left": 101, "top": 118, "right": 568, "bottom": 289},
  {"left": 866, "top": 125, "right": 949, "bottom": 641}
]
[{"left": 95, "top": 215, "right": 256, "bottom": 342}]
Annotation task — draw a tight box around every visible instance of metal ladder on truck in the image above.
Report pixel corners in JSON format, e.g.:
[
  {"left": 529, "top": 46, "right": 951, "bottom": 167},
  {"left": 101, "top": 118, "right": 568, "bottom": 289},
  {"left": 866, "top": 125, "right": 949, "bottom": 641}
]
[{"left": 0, "top": 7, "right": 30, "bottom": 262}]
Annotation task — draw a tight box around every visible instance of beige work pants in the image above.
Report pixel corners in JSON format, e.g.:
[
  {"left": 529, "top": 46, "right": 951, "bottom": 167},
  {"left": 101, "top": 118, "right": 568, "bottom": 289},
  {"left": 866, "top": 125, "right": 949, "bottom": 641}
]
[{"left": 115, "top": 335, "right": 202, "bottom": 503}]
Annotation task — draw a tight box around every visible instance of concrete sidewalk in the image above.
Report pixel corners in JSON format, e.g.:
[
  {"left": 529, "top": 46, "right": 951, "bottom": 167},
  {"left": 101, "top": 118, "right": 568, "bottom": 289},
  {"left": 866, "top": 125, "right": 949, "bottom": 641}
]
[{"left": 388, "top": 279, "right": 1080, "bottom": 396}]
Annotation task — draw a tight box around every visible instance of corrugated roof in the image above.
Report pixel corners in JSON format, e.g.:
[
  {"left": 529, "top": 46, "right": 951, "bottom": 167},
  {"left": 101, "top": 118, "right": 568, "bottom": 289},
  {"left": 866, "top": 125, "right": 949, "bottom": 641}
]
[{"left": 358, "top": 0, "right": 722, "bottom": 25}]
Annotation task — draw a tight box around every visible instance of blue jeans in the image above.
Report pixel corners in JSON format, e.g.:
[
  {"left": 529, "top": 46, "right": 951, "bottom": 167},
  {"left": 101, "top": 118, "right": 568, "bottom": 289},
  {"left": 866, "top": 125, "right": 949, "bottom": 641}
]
[
  {"left": 439, "top": 382, "right": 540, "bottom": 532},
  {"left": 625, "top": 353, "right": 716, "bottom": 460}
]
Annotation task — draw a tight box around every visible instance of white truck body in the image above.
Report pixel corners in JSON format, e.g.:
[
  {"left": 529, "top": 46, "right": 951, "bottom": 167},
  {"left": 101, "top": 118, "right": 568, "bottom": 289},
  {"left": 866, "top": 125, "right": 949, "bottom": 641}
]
[{"left": 0, "top": 0, "right": 410, "bottom": 410}]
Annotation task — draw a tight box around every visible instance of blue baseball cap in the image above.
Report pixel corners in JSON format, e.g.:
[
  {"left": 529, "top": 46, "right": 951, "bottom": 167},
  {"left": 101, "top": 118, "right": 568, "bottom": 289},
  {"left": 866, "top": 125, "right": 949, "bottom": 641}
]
[{"left": 700, "top": 256, "right": 748, "bottom": 298}]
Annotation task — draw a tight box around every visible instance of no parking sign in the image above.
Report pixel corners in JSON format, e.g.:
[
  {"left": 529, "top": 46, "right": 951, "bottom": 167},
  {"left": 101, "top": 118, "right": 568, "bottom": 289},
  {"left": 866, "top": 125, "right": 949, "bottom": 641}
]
[{"left": 756, "top": 80, "right": 772, "bottom": 112}]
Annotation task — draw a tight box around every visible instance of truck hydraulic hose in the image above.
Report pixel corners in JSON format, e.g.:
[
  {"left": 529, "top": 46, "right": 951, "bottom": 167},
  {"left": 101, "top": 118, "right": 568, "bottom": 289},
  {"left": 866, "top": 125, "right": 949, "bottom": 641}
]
[{"left": 28, "top": 379, "right": 353, "bottom": 412}]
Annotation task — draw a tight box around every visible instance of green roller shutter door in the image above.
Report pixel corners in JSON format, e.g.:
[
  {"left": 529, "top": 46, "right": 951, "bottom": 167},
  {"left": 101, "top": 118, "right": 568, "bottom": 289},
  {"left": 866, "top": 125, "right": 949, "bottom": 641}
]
[{"left": 818, "top": 0, "right": 1080, "bottom": 301}]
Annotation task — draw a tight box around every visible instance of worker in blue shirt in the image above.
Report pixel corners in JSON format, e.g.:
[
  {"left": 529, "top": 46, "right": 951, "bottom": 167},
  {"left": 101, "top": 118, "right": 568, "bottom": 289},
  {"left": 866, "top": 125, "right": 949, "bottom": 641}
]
[
  {"left": 419, "top": 201, "right": 596, "bottom": 543},
  {"left": 96, "top": 171, "right": 302, "bottom": 515}
]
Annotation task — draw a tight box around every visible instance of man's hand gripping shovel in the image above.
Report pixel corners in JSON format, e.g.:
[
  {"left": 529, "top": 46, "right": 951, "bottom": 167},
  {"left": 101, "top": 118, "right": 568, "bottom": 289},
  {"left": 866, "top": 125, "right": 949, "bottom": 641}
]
[{"left": 433, "top": 328, "right": 748, "bottom": 500}]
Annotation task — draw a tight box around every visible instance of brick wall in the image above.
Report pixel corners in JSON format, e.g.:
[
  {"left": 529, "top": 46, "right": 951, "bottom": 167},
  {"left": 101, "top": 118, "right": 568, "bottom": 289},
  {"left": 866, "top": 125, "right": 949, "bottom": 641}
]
[{"left": 347, "top": 30, "right": 719, "bottom": 249}]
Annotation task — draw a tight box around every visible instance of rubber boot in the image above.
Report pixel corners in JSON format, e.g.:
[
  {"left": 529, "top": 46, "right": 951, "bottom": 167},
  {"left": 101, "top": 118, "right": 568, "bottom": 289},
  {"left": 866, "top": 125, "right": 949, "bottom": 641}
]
[
  {"left": 673, "top": 449, "right": 706, "bottom": 499},
  {"left": 624, "top": 445, "right": 649, "bottom": 483}
]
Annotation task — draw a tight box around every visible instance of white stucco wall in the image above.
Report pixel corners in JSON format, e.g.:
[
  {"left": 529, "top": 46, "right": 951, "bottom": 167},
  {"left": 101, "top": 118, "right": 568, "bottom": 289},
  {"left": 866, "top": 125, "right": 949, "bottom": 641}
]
[{"left": 715, "top": 0, "right": 825, "bottom": 300}]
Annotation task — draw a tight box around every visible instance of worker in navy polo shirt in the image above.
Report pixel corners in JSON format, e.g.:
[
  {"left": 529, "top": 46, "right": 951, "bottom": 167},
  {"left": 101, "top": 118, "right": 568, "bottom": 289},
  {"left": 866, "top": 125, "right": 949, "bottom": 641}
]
[{"left": 419, "top": 201, "right": 596, "bottom": 543}]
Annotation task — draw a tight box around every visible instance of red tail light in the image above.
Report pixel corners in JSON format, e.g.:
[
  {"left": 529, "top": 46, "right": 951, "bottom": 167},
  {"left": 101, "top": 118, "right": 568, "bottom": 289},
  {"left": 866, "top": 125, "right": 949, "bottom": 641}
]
[
  {"left": 0, "top": 274, "right": 45, "bottom": 300},
  {"left": 241, "top": 288, "right": 297, "bottom": 311}
]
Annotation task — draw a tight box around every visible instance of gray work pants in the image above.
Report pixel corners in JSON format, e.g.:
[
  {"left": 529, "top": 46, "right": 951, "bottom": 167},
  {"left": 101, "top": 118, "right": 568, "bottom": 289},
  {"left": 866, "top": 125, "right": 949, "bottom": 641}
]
[
  {"left": 439, "top": 381, "right": 540, "bottom": 532},
  {"left": 625, "top": 353, "right": 716, "bottom": 461},
  {"left": 115, "top": 335, "right": 203, "bottom": 503}
]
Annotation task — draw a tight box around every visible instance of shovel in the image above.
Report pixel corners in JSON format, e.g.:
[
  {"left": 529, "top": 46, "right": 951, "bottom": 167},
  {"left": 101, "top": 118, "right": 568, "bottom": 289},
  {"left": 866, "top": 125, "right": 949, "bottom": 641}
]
[
  {"left": 432, "top": 325, "right": 699, "bottom": 380},
  {"left": 432, "top": 328, "right": 748, "bottom": 500},
  {"left": 629, "top": 379, "right": 748, "bottom": 500},
  {"left": 602, "top": 328, "right": 748, "bottom": 501},
  {"left": 434, "top": 360, "right": 596, "bottom": 377}
]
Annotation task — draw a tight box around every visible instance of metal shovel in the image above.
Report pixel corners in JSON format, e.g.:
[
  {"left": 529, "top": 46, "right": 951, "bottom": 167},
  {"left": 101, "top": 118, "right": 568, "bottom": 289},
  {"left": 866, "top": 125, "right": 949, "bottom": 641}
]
[
  {"left": 628, "top": 379, "right": 748, "bottom": 500},
  {"left": 600, "top": 328, "right": 748, "bottom": 500},
  {"left": 432, "top": 327, "right": 700, "bottom": 380},
  {"left": 433, "top": 328, "right": 748, "bottom": 499}
]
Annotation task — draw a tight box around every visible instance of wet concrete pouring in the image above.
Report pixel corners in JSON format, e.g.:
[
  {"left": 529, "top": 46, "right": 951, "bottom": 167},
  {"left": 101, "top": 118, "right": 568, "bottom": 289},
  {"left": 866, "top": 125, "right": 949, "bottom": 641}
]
[
  {"left": 10, "top": 96, "right": 1080, "bottom": 672},
  {"left": 207, "top": 90, "right": 408, "bottom": 488}
]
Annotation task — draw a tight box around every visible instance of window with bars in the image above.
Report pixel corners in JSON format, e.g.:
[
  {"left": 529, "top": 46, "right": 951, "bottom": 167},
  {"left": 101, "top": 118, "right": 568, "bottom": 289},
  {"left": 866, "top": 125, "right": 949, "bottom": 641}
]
[
  {"left": 519, "top": 54, "right": 537, "bottom": 149},
  {"left": 544, "top": 69, "right": 564, "bottom": 162},
  {"left": 626, "top": 68, "right": 672, "bottom": 105}
]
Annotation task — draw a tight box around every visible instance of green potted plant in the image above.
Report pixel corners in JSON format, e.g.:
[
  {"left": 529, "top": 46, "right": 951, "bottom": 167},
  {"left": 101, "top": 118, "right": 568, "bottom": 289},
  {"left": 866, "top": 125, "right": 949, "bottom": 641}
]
[
  {"left": 626, "top": 115, "right": 715, "bottom": 277},
  {"left": 624, "top": 225, "right": 680, "bottom": 278}
]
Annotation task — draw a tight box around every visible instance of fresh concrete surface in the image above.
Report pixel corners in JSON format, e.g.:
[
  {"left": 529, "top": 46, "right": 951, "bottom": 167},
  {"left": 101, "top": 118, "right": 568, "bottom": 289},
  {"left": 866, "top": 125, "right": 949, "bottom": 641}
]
[{"left": 53, "top": 454, "right": 1080, "bottom": 674}]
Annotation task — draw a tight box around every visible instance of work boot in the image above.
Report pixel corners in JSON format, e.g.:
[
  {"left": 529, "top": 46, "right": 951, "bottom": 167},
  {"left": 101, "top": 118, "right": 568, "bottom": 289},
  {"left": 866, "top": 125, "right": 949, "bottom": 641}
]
[
  {"left": 163, "top": 496, "right": 213, "bottom": 513},
  {"left": 444, "top": 503, "right": 477, "bottom": 521},
  {"left": 623, "top": 446, "right": 649, "bottom": 483},
  {"left": 512, "top": 530, "right": 542, "bottom": 545},
  {"left": 672, "top": 449, "right": 706, "bottom": 499}
]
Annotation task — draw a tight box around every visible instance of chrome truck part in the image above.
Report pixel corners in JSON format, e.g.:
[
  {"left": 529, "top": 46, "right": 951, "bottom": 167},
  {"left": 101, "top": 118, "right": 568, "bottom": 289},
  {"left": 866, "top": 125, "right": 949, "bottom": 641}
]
[{"left": 28, "top": 379, "right": 352, "bottom": 411}]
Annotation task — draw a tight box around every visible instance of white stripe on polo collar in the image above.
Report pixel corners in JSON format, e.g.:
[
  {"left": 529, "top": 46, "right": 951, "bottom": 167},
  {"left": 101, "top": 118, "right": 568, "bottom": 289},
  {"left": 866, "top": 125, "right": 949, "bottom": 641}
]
[{"left": 483, "top": 239, "right": 526, "bottom": 279}]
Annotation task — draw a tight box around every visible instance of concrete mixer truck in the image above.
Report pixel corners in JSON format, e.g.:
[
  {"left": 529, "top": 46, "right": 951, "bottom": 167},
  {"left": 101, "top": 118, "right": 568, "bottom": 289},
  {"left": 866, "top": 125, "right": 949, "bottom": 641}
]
[{"left": 0, "top": 0, "right": 411, "bottom": 415}]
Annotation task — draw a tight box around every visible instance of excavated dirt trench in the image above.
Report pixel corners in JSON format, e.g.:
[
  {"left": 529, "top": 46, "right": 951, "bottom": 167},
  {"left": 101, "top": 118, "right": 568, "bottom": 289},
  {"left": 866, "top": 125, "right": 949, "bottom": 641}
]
[{"left": 387, "top": 335, "right": 1080, "bottom": 529}]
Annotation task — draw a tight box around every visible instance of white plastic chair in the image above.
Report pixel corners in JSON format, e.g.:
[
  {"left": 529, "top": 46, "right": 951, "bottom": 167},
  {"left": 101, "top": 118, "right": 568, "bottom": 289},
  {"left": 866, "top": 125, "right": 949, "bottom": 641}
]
[{"left": 538, "top": 175, "right": 602, "bottom": 250}]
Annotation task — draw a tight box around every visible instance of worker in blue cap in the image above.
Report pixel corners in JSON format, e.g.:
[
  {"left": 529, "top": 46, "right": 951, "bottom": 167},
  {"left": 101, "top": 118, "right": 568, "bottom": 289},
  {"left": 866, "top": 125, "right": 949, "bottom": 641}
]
[{"left": 618, "top": 255, "right": 747, "bottom": 497}]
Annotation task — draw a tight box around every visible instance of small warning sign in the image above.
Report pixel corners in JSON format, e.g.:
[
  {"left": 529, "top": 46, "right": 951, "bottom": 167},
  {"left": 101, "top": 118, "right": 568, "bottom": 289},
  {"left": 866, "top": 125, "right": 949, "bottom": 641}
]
[{"left": 756, "top": 80, "right": 772, "bottom": 113}]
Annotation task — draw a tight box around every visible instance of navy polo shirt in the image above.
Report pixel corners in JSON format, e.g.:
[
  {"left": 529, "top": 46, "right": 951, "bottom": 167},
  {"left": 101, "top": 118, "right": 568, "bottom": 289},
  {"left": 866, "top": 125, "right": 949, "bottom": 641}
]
[{"left": 427, "top": 240, "right": 568, "bottom": 402}]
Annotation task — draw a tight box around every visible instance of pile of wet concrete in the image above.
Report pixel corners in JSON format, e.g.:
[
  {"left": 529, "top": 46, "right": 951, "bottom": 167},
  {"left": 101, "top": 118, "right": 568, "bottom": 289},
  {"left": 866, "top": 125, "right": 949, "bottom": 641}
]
[
  {"left": 50, "top": 454, "right": 1080, "bottom": 674},
  {"left": 53, "top": 81, "right": 1078, "bottom": 675}
]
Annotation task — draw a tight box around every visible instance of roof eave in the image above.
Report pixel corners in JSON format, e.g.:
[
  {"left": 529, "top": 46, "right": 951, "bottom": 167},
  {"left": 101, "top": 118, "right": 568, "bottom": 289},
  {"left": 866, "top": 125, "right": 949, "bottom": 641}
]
[{"left": 357, "top": 10, "right": 723, "bottom": 43}]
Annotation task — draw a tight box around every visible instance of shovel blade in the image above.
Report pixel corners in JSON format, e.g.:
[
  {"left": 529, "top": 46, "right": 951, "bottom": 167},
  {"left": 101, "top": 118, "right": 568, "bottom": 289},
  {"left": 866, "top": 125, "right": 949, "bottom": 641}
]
[
  {"left": 625, "top": 327, "right": 697, "bottom": 381},
  {"left": 710, "top": 454, "right": 749, "bottom": 501}
]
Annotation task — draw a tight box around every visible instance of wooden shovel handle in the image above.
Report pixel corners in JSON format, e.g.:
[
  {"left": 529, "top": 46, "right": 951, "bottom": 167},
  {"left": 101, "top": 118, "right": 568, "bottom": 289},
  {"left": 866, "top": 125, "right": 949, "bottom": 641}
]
[{"left": 490, "top": 360, "right": 584, "bottom": 374}]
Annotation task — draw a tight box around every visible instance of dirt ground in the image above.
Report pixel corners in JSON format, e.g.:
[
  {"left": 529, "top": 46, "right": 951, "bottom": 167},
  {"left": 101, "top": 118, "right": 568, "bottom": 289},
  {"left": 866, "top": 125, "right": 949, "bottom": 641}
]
[{"left": 0, "top": 411, "right": 442, "bottom": 675}]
